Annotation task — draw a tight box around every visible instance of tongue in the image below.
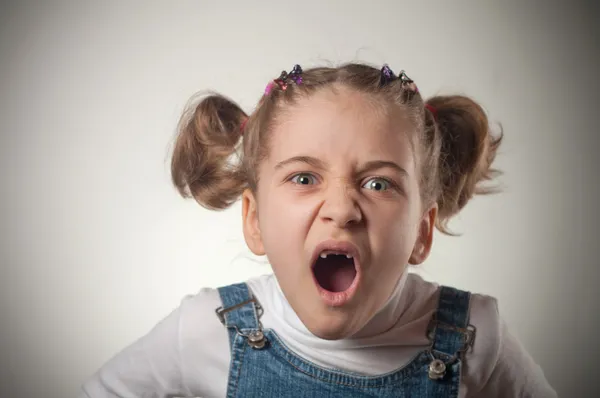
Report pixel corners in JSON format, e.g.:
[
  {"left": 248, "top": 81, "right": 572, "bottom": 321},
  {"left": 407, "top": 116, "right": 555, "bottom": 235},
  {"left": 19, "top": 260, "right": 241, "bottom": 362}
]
[{"left": 313, "top": 255, "right": 357, "bottom": 292}]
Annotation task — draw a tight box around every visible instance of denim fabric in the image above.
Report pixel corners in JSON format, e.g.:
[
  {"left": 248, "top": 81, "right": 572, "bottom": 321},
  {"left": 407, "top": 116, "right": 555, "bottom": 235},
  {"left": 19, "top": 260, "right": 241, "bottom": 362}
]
[{"left": 216, "top": 283, "right": 472, "bottom": 397}]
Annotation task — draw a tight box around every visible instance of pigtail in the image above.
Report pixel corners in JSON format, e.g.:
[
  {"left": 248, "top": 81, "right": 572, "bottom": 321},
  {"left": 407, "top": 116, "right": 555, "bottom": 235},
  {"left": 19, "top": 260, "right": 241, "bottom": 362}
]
[
  {"left": 426, "top": 95, "right": 503, "bottom": 235},
  {"left": 171, "top": 93, "right": 248, "bottom": 210}
]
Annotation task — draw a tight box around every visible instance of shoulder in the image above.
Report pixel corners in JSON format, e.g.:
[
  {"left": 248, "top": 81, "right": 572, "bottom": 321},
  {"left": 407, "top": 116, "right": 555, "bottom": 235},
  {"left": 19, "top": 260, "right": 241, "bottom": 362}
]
[
  {"left": 407, "top": 275, "right": 556, "bottom": 397},
  {"left": 173, "top": 283, "right": 234, "bottom": 395},
  {"left": 178, "top": 273, "right": 274, "bottom": 322},
  {"left": 175, "top": 274, "right": 274, "bottom": 394},
  {"left": 404, "top": 272, "right": 500, "bottom": 329},
  {"left": 177, "top": 273, "right": 275, "bottom": 353},
  {"left": 404, "top": 274, "right": 501, "bottom": 388},
  {"left": 404, "top": 272, "right": 500, "bottom": 330},
  {"left": 173, "top": 285, "right": 229, "bottom": 393},
  {"left": 463, "top": 288, "right": 503, "bottom": 391},
  {"left": 177, "top": 285, "right": 226, "bottom": 343}
]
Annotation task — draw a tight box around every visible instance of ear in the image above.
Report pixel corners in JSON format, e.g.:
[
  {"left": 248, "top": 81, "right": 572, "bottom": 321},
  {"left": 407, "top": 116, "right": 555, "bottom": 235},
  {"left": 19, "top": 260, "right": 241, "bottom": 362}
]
[
  {"left": 408, "top": 203, "right": 437, "bottom": 265},
  {"left": 242, "top": 188, "right": 265, "bottom": 256}
]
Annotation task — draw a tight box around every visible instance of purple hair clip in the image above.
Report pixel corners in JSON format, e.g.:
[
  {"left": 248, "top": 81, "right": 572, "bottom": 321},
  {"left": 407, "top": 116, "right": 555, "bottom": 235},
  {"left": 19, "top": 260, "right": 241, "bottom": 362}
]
[
  {"left": 288, "top": 64, "right": 303, "bottom": 84},
  {"left": 264, "top": 64, "right": 303, "bottom": 95},
  {"left": 380, "top": 64, "right": 397, "bottom": 86},
  {"left": 380, "top": 64, "right": 418, "bottom": 93}
]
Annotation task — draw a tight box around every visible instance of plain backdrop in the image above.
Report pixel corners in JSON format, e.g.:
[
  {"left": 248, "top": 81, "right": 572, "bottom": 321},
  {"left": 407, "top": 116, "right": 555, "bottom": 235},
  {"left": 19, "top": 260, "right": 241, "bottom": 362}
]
[{"left": 1, "top": 1, "right": 598, "bottom": 397}]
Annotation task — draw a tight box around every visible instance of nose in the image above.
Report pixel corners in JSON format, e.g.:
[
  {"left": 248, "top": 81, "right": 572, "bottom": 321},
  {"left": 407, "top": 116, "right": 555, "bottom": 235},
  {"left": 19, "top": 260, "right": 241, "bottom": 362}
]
[{"left": 319, "top": 181, "right": 363, "bottom": 228}]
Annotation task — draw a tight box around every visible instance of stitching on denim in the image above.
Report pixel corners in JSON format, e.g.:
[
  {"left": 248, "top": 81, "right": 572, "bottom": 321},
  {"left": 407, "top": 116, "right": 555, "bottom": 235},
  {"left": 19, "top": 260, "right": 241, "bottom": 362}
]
[
  {"left": 265, "top": 330, "right": 428, "bottom": 387},
  {"left": 230, "top": 334, "right": 247, "bottom": 397}
]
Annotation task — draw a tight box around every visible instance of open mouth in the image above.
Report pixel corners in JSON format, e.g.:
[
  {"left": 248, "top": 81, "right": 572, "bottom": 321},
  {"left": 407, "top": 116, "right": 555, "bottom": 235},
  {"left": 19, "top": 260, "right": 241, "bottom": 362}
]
[{"left": 312, "top": 250, "right": 358, "bottom": 293}]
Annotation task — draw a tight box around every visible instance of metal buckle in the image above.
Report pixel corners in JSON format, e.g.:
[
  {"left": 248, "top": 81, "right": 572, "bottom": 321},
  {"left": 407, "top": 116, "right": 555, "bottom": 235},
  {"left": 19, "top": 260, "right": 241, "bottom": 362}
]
[
  {"left": 426, "top": 317, "right": 476, "bottom": 354},
  {"left": 215, "top": 297, "right": 267, "bottom": 350},
  {"left": 425, "top": 316, "right": 476, "bottom": 381},
  {"left": 215, "top": 298, "right": 257, "bottom": 325},
  {"left": 215, "top": 298, "right": 264, "bottom": 326}
]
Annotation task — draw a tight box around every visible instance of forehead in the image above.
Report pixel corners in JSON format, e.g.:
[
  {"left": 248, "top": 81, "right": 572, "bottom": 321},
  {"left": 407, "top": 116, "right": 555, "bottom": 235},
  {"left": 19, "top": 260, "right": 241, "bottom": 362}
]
[{"left": 267, "top": 86, "right": 416, "bottom": 169}]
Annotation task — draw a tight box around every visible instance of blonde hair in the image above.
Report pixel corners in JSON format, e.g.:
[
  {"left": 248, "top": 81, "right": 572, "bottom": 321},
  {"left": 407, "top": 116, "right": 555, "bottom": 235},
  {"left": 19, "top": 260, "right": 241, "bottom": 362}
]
[{"left": 171, "top": 63, "right": 502, "bottom": 235}]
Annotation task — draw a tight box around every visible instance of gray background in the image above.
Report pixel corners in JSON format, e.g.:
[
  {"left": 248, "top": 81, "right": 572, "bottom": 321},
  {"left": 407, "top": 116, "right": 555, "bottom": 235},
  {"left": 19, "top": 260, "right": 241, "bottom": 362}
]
[{"left": 1, "top": 1, "right": 598, "bottom": 397}]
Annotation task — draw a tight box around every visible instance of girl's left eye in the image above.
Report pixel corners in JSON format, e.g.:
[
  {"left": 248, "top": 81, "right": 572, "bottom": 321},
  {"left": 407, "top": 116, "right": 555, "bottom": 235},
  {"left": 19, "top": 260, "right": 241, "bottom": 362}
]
[{"left": 362, "top": 177, "right": 391, "bottom": 191}]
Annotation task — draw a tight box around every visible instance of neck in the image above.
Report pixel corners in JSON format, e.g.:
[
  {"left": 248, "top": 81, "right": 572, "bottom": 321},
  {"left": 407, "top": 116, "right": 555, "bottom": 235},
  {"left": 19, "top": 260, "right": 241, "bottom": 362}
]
[{"left": 349, "top": 271, "right": 409, "bottom": 339}]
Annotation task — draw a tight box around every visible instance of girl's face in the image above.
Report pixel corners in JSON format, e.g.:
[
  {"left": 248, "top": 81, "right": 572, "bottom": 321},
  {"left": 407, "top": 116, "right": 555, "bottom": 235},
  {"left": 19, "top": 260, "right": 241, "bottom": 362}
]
[{"left": 242, "top": 86, "right": 436, "bottom": 340}]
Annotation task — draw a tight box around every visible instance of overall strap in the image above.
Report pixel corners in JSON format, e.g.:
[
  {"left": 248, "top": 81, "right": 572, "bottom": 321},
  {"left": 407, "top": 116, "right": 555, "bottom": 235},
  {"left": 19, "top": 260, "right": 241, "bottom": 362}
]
[
  {"left": 429, "top": 286, "right": 475, "bottom": 358},
  {"left": 216, "top": 283, "right": 262, "bottom": 332}
]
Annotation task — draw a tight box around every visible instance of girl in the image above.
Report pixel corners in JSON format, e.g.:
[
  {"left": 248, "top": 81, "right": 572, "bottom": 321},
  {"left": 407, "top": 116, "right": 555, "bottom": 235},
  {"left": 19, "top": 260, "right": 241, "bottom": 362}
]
[{"left": 80, "top": 63, "right": 557, "bottom": 397}]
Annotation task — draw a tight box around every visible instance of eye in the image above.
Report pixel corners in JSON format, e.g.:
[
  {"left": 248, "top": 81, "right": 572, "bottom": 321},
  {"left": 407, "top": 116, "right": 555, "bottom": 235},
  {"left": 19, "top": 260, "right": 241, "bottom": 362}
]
[
  {"left": 362, "top": 177, "right": 391, "bottom": 191},
  {"left": 290, "top": 173, "right": 318, "bottom": 185}
]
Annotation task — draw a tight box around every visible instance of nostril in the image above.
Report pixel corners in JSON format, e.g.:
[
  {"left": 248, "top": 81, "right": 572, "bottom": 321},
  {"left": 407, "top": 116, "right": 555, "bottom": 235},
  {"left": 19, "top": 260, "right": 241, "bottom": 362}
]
[
  {"left": 322, "top": 207, "right": 363, "bottom": 227},
  {"left": 322, "top": 214, "right": 362, "bottom": 227},
  {"left": 319, "top": 192, "right": 362, "bottom": 227}
]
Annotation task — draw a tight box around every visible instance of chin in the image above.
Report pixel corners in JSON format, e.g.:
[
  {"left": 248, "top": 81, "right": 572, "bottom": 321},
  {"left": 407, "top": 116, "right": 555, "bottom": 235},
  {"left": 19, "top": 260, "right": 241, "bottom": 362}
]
[
  {"left": 300, "top": 309, "right": 358, "bottom": 341},
  {"left": 311, "top": 328, "right": 351, "bottom": 341}
]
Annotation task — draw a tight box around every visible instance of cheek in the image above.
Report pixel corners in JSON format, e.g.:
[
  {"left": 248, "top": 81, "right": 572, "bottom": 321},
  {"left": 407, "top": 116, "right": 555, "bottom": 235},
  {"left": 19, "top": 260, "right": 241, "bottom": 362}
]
[
  {"left": 259, "top": 184, "right": 315, "bottom": 229},
  {"left": 369, "top": 201, "right": 420, "bottom": 261},
  {"left": 256, "top": 190, "right": 309, "bottom": 267}
]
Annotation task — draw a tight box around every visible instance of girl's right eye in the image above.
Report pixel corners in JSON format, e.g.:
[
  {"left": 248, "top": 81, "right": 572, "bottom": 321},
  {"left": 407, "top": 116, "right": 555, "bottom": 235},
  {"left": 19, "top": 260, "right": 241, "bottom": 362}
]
[{"left": 290, "top": 173, "right": 317, "bottom": 185}]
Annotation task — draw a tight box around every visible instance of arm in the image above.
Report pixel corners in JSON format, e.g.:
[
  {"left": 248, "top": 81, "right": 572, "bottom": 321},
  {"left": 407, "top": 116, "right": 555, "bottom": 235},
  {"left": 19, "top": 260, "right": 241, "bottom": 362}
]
[
  {"left": 464, "top": 295, "right": 558, "bottom": 398},
  {"left": 473, "top": 318, "right": 557, "bottom": 398},
  {"left": 79, "top": 299, "right": 192, "bottom": 398}
]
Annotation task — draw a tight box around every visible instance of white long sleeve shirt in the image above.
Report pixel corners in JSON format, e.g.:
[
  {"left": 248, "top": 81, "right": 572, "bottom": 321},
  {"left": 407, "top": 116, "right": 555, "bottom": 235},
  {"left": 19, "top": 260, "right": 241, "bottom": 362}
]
[{"left": 80, "top": 272, "right": 557, "bottom": 397}]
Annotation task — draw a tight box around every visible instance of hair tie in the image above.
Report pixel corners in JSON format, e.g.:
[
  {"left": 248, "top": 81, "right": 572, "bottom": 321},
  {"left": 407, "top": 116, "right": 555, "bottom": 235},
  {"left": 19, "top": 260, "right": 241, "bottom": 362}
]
[
  {"left": 425, "top": 104, "right": 438, "bottom": 120},
  {"left": 264, "top": 81, "right": 275, "bottom": 95},
  {"left": 240, "top": 118, "right": 248, "bottom": 134}
]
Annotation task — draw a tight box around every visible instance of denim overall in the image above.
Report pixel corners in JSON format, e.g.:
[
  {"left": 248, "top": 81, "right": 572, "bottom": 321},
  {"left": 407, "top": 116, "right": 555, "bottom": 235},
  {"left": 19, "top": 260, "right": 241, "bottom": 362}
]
[{"left": 216, "top": 283, "right": 475, "bottom": 397}]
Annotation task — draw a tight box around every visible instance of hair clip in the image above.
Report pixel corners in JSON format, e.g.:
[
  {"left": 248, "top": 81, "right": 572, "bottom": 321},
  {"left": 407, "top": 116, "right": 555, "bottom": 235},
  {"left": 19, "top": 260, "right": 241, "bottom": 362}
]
[
  {"left": 380, "top": 64, "right": 397, "bottom": 86},
  {"left": 274, "top": 71, "right": 289, "bottom": 91},
  {"left": 398, "top": 70, "right": 413, "bottom": 84},
  {"left": 398, "top": 70, "right": 418, "bottom": 93},
  {"left": 264, "top": 64, "right": 303, "bottom": 95},
  {"left": 288, "top": 64, "right": 303, "bottom": 84},
  {"left": 380, "top": 65, "right": 419, "bottom": 93}
]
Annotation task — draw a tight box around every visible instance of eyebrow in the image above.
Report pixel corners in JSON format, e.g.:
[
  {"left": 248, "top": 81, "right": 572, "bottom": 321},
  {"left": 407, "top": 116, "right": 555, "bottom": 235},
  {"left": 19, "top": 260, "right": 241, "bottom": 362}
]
[
  {"left": 274, "top": 156, "right": 408, "bottom": 177},
  {"left": 274, "top": 156, "right": 327, "bottom": 170},
  {"left": 360, "top": 160, "right": 409, "bottom": 177}
]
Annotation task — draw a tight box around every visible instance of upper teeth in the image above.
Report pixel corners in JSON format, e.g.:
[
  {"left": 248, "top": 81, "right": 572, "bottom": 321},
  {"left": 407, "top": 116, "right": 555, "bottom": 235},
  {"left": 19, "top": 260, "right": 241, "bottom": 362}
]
[{"left": 320, "top": 251, "right": 353, "bottom": 259}]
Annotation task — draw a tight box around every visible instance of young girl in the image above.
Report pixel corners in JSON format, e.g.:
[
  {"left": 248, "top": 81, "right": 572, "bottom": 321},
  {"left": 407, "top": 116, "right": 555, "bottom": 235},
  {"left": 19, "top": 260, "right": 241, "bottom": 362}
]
[{"left": 80, "top": 63, "right": 557, "bottom": 397}]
